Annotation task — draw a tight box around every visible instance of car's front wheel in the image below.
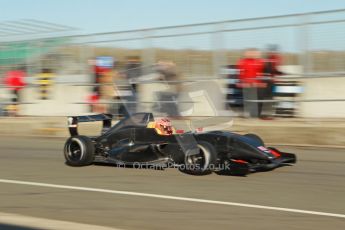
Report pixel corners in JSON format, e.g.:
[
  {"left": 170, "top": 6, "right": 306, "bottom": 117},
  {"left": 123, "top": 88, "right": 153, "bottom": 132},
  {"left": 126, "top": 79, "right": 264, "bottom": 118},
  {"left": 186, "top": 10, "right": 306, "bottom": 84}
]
[
  {"left": 64, "top": 135, "right": 95, "bottom": 166},
  {"left": 180, "top": 141, "right": 217, "bottom": 175}
]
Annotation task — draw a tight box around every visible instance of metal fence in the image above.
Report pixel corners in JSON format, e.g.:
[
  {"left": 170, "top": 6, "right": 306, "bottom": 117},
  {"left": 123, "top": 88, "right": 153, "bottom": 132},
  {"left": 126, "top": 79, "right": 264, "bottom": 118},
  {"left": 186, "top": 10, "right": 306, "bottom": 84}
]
[
  {"left": 2, "top": 9, "right": 345, "bottom": 76},
  {"left": 63, "top": 8, "right": 345, "bottom": 77}
]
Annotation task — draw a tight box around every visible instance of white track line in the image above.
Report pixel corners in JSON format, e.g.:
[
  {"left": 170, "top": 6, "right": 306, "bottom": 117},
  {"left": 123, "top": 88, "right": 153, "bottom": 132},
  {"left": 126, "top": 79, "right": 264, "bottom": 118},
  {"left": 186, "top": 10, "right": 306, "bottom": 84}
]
[
  {"left": 0, "top": 212, "right": 121, "bottom": 230},
  {"left": 0, "top": 179, "right": 344, "bottom": 219}
]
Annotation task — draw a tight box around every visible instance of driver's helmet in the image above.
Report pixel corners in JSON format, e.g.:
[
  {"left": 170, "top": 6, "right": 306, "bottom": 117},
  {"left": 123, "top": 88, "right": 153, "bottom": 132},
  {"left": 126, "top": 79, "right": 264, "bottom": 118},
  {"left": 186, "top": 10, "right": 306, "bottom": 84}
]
[{"left": 156, "top": 118, "right": 173, "bottom": 135}]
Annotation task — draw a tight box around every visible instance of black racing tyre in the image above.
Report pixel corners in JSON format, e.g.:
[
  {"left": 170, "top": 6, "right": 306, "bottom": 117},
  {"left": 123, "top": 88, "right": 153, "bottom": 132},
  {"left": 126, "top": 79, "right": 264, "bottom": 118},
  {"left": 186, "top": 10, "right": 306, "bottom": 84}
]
[
  {"left": 64, "top": 135, "right": 95, "bottom": 166},
  {"left": 180, "top": 141, "right": 217, "bottom": 176},
  {"left": 244, "top": 133, "right": 264, "bottom": 146}
]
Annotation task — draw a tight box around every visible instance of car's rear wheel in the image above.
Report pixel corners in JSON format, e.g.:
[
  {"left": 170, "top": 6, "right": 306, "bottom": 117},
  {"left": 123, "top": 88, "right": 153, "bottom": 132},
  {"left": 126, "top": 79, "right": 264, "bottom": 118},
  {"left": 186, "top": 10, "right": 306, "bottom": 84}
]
[
  {"left": 180, "top": 141, "right": 217, "bottom": 175},
  {"left": 64, "top": 135, "right": 95, "bottom": 166},
  {"left": 244, "top": 133, "right": 264, "bottom": 146}
]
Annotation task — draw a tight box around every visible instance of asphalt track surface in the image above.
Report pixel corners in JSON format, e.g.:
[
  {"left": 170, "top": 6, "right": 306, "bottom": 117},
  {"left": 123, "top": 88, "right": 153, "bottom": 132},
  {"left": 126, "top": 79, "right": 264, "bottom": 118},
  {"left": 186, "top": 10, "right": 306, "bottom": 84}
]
[{"left": 0, "top": 137, "right": 344, "bottom": 230}]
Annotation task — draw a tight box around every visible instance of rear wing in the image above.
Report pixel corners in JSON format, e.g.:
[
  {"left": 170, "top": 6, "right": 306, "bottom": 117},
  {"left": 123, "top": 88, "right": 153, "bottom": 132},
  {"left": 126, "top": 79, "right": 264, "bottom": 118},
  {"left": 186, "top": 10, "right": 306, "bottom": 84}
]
[{"left": 67, "top": 114, "right": 113, "bottom": 136}]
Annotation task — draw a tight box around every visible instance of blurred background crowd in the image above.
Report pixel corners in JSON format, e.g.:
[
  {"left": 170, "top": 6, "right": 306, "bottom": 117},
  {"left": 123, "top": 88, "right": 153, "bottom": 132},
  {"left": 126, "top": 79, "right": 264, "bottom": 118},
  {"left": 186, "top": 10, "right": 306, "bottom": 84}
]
[{"left": 0, "top": 8, "right": 345, "bottom": 119}]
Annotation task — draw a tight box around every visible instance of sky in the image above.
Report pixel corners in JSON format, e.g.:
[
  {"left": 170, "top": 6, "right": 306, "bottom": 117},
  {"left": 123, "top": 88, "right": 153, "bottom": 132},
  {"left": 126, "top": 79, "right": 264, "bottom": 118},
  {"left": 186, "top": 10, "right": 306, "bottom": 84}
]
[
  {"left": 1, "top": 0, "right": 345, "bottom": 34},
  {"left": 1, "top": 0, "right": 345, "bottom": 52}
]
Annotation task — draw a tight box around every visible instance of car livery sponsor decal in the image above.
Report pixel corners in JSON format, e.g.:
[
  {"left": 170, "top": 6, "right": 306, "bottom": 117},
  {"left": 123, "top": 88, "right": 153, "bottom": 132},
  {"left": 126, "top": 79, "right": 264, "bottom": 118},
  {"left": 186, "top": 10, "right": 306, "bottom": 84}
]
[{"left": 258, "top": 146, "right": 271, "bottom": 153}]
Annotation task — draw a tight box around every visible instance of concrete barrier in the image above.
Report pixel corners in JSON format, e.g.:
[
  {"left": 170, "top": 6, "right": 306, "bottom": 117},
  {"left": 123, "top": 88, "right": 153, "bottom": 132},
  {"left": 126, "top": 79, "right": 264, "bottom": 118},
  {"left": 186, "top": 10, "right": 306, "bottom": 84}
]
[{"left": 1, "top": 116, "right": 344, "bottom": 147}]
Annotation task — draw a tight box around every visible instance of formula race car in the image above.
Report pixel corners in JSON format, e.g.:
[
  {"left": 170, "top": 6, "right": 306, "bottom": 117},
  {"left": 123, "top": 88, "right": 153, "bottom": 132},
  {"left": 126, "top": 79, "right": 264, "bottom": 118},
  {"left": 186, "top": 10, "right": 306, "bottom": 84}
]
[{"left": 64, "top": 113, "right": 296, "bottom": 176}]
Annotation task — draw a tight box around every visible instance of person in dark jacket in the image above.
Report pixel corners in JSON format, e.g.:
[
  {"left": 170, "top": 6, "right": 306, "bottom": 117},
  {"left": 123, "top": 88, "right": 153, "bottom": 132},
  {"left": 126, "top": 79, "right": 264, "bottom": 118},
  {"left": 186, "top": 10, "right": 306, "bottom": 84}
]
[
  {"left": 124, "top": 56, "right": 142, "bottom": 94},
  {"left": 262, "top": 45, "right": 285, "bottom": 119}
]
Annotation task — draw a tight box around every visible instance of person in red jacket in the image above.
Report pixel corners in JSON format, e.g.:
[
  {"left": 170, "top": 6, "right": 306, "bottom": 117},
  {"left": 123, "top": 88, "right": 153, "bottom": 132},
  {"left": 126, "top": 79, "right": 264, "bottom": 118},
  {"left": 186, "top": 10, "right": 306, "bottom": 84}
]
[
  {"left": 3, "top": 67, "right": 26, "bottom": 116},
  {"left": 237, "top": 48, "right": 265, "bottom": 118}
]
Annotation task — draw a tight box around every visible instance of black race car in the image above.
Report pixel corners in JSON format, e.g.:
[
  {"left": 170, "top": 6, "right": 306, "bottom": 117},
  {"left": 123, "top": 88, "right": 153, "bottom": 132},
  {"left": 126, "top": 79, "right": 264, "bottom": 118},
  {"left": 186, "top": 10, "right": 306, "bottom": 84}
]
[{"left": 64, "top": 113, "right": 296, "bottom": 176}]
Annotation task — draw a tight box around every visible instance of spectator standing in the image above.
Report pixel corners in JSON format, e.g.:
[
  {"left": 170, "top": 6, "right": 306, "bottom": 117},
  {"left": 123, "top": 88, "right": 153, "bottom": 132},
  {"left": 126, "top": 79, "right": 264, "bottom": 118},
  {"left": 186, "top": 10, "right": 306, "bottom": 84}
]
[
  {"left": 118, "top": 56, "right": 142, "bottom": 115},
  {"left": 237, "top": 48, "right": 265, "bottom": 118},
  {"left": 263, "top": 45, "right": 284, "bottom": 118},
  {"left": 91, "top": 58, "right": 107, "bottom": 97},
  {"left": 124, "top": 56, "right": 142, "bottom": 94},
  {"left": 87, "top": 57, "right": 114, "bottom": 113},
  {"left": 154, "top": 61, "right": 181, "bottom": 116},
  {"left": 36, "top": 68, "right": 54, "bottom": 100},
  {"left": 3, "top": 67, "right": 26, "bottom": 116}
]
